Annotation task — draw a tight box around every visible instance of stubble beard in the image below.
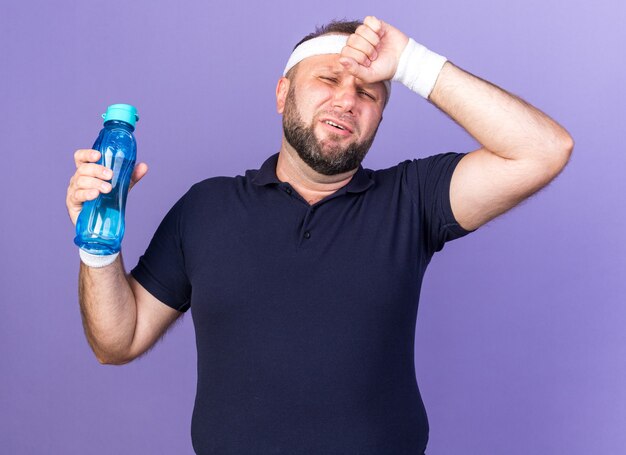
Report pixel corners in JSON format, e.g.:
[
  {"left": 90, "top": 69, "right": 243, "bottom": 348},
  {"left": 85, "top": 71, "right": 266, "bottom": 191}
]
[{"left": 282, "top": 83, "right": 380, "bottom": 176}]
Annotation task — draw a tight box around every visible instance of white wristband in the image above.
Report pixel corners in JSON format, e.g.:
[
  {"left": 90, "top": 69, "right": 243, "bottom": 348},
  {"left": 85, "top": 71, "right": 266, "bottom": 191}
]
[
  {"left": 79, "top": 249, "right": 119, "bottom": 268},
  {"left": 392, "top": 37, "right": 448, "bottom": 99}
]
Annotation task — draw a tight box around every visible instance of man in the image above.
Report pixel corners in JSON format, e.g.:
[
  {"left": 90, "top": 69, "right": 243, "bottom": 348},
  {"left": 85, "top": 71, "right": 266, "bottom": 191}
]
[{"left": 66, "top": 16, "right": 573, "bottom": 454}]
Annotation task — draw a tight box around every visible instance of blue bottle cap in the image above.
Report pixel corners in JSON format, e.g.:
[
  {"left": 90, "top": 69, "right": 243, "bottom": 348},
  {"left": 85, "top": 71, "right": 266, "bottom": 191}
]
[{"left": 101, "top": 104, "right": 140, "bottom": 127}]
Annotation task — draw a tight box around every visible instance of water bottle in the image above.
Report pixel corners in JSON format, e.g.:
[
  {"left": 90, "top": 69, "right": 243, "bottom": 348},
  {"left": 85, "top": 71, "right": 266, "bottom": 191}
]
[{"left": 74, "top": 104, "right": 139, "bottom": 256}]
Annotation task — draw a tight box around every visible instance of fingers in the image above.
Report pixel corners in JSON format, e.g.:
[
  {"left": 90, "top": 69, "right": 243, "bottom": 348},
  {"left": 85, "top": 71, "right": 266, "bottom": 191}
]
[
  {"left": 343, "top": 35, "right": 376, "bottom": 67},
  {"left": 339, "top": 15, "right": 385, "bottom": 79},
  {"left": 363, "top": 15, "right": 384, "bottom": 36},
  {"left": 355, "top": 23, "right": 382, "bottom": 53},
  {"left": 342, "top": 24, "right": 381, "bottom": 67},
  {"left": 70, "top": 164, "right": 113, "bottom": 194},
  {"left": 67, "top": 174, "right": 112, "bottom": 204},
  {"left": 71, "top": 188, "right": 101, "bottom": 203},
  {"left": 68, "top": 149, "right": 148, "bottom": 226},
  {"left": 70, "top": 156, "right": 113, "bottom": 199},
  {"left": 74, "top": 149, "right": 101, "bottom": 168},
  {"left": 77, "top": 162, "right": 114, "bottom": 180},
  {"left": 338, "top": 56, "right": 368, "bottom": 81},
  {"left": 67, "top": 149, "right": 113, "bottom": 225}
]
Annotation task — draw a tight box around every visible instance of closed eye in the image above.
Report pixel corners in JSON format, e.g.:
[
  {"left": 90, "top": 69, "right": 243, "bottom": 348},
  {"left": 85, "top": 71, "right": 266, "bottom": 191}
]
[
  {"left": 358, "top": 90, "right": 375, "bottom": 100},
  {"left": 320, "top": 76, "right": 376, "bottom": 101}
]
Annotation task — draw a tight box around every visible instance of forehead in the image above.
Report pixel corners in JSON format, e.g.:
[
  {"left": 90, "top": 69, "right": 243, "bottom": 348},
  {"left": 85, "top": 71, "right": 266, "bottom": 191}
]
[
  {"left": 297, "top": 53, "right": 343, "bottom": 71},
  {"left": 296, "top": 54, "right": 386, "bottom": 92}
]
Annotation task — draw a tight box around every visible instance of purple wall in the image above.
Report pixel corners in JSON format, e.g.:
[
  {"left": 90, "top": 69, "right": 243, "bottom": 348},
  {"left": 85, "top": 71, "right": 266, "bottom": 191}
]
[{"left": 2, "top": 0, "right": 625, "bottom": 453}]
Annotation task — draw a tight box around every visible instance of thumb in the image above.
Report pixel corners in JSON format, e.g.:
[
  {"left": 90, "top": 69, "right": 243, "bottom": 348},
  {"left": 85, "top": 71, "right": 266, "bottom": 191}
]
[{"left": 129, "top": 162, "right": 148, "bottom": 190}]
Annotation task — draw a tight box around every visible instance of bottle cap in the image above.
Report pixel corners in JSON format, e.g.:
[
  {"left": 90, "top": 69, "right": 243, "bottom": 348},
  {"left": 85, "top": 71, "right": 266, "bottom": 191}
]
[{"left": 101, "top": 104, "right": 140, "bottom": 127}]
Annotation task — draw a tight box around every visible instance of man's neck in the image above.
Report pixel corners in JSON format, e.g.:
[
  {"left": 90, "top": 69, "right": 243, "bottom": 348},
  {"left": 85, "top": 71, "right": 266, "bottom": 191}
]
[{"left": 275, "top": 143, "right": 356, "bottom": 206}]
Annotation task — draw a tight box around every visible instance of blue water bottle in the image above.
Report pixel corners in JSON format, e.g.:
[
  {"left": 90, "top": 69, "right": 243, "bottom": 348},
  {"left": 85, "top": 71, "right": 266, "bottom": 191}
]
[{"left": 74, "top": 104, "right": 139, "bottom": 256}]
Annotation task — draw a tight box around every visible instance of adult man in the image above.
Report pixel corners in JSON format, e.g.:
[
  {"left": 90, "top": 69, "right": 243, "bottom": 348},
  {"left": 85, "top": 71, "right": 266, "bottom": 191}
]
[{"left": 66, "top": 16, "right": 573, "bottom": 454}]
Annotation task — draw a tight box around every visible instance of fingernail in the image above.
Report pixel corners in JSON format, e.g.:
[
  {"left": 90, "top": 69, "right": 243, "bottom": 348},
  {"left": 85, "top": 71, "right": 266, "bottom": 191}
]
[
  {"left": 101, "top": 183, "right": 110, "bottom": 192},
  {"left": 103, "top": 169, "right": 113, "bottom": 178}
]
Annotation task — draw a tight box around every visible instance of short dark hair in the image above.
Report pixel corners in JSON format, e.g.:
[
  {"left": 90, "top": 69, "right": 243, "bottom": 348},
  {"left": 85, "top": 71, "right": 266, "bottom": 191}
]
[{"left": 292, "top": 19, "right": 362, "bottom": 50}]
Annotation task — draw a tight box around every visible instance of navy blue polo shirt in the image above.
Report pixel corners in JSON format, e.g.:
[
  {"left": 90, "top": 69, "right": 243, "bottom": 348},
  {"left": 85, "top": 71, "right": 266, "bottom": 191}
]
[{"left": 130, "top": 151, "right": 473, "bottom": 454}]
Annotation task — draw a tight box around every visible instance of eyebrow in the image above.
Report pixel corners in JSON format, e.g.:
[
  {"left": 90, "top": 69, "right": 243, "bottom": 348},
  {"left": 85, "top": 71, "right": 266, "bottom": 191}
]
[{"left": 317, "top": 66, "right": 381, "bottom": 90}]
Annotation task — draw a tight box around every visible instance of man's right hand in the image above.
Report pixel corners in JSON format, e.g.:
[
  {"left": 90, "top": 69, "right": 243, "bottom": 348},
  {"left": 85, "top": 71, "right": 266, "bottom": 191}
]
[{"left": 66, "top": 149, "right": 148, "bottom": 227}]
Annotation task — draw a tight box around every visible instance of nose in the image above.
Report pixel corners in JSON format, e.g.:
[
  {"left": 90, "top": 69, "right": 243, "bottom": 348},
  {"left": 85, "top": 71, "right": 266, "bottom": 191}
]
[{"left": 331, "top": 84, "right": 357, "bottom": 113}]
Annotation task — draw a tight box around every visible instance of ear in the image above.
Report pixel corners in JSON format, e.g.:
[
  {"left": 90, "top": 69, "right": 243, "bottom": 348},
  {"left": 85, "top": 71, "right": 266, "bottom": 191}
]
[{"left": 276, "top": 77, "right": 290, "bottom": 114}]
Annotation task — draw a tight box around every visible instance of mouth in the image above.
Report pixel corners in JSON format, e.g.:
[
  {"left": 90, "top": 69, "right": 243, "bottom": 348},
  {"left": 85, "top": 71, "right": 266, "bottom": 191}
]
[{"left": 319, "top": 118, "right": 354, "bottom": 135}]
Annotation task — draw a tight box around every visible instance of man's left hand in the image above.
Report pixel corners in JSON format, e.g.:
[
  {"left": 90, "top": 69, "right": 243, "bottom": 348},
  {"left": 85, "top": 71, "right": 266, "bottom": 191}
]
[{"left": 339, "top": 16, "right": 409, "bottom": 83}]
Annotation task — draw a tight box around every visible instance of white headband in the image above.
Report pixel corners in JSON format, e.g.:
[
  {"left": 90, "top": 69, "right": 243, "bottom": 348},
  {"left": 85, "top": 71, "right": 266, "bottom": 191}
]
[{"left": 283, "top": 34, "right": 391, "bottom": 102}]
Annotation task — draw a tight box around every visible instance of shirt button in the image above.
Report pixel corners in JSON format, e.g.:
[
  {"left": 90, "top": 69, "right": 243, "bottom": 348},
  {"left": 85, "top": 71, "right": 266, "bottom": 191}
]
[
  {"left": 285, "top": 187, "right": 292, "bottom": 195},
  {"left": 304, "top": 231, "right": 311, "bottom": 239}
]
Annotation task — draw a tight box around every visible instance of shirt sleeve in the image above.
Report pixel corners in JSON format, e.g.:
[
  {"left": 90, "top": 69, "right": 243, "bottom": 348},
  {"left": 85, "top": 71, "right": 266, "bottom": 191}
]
[
  {"left": 130, "top": 192, "right": 191, "bottom": 312},
  {"left": 405, "top": 152, "right": 476, "bottom": 256}
]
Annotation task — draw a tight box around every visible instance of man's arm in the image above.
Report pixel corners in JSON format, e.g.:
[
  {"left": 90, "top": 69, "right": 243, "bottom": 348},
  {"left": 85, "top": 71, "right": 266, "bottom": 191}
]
[
  {"left": 78, "top": 252, "right": 182, "bottom": 365},
  {"left": 68, "top": 148, "right": 182, "bottom": 365},
  {"left": 338, "top": 16, "right": 574, "bottom": 232},
  {"left": 428, "top": 62, "right": 574, "bottom": 231}
]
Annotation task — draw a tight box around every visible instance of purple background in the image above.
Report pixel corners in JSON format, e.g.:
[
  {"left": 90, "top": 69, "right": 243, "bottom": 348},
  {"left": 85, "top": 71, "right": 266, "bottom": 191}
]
[{"left": 1, "top": 0, "right": 624, "bottom": 453}]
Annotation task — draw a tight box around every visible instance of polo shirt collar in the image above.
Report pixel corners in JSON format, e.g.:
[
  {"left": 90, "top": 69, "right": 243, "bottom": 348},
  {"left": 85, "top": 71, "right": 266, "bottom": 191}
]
[{"left": 251, "top": 153, "right": 374, "bottom": 194}]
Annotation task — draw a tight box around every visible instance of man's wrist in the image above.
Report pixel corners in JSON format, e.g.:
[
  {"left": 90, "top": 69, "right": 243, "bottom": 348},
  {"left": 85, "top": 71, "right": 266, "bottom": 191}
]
[
  {"left": 392, "top": 37, "right": 447, "bottom": 99},
  {"left": 79, "top": 249, "right": 119, "bottom": 268}
]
